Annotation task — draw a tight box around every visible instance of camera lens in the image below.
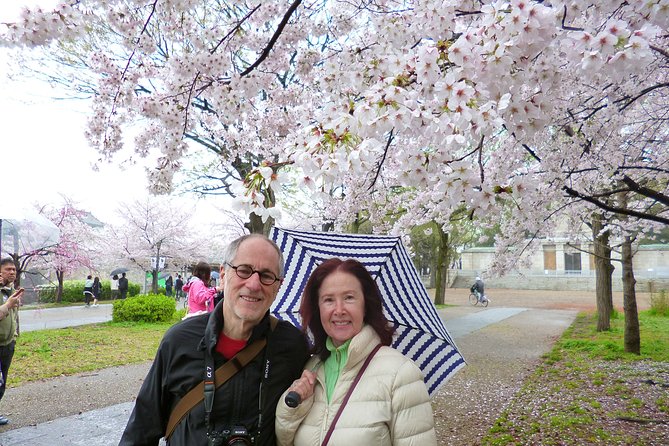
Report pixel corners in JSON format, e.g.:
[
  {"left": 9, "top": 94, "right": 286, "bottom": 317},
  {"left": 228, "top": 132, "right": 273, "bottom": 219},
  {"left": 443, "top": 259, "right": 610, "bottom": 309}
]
[{"left": 227, "top": 438, "right": 251, "bottom": 446}]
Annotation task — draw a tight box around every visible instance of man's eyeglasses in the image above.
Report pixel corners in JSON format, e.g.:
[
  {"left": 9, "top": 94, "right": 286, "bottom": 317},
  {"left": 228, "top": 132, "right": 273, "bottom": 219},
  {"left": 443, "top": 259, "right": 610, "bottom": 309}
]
[{"left": 226, "top": 263, "right": 281, "bottom": 286}]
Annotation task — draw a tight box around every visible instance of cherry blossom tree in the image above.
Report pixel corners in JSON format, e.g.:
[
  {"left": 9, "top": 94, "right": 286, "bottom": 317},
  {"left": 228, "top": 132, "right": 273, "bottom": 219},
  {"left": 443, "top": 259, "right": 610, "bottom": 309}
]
[
  {"left": 2, "top": 1, "right": 666, "bottom": 237},
  {"left": 37, "top": 198, "right": 99, "bottom": 302},
  {"left": 1, "top": 201, "right": 61, "bottom": 294},
  {"left": 101, "top": 197, "right": 220, "bottom": 293}
]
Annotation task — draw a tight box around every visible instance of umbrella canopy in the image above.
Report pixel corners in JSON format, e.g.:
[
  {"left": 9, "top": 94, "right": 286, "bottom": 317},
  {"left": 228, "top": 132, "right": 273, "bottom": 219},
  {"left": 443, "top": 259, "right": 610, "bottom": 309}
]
[
  {"left": 110, "top": 267, "right": 129, "bottom": 276},
  {"left": 0, "top": 205, "right": 60, "bottom": 256},
  {"left": 210, "top": 271, "right": 220, "bottom": 280},
  {"left": 270, "top": 227, "right": 465, "bottom": 396}
]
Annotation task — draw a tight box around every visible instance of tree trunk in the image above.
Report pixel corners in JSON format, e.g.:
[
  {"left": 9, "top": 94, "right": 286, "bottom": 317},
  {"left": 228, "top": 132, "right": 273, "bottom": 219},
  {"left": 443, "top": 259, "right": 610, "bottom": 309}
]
[
  {"left": 430, "top": 266, "right": 436, "bottom": 289},
  {"left": 621, "top": 236, "right": 640, "bottom": 355},
  {"left": 434, "top": 227, "right": 448, "bottom": 306},
  {"left": 151, "top": 242, "right": 162, "bottom": 294},
  {"left": 591, "top": 213, "right": 614, "bottom": 331},
  {"left": 349, "top": 214, "right": 361, "bottom": 234},
  {"left": 322, "top": 221, "right": 334, "bottom": 232},
  {"left": 243, "top": 210, "right": 275, "bottom": 235},
  {"left": 10, "top": 253, "right": 22, "bottom": 288},
  {"left": 56, "top": 270, "right": 64, "bottom": 304}
]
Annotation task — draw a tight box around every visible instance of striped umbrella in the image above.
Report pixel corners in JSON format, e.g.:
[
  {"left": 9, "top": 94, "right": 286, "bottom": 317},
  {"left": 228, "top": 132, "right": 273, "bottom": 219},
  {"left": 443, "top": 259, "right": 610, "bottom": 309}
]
[{"left": 270, "top": 227, "right": 465, "bottom": 396}]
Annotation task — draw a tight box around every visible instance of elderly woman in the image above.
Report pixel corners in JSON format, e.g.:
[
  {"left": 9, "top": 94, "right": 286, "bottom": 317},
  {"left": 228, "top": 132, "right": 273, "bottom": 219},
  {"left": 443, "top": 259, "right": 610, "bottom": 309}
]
[{"left": 275, "top": 258, "right": 437, "bottom": 446}]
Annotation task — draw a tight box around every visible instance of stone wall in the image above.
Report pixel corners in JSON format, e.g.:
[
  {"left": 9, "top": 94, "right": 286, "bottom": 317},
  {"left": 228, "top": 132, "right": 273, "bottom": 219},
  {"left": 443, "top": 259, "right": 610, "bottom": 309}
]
[
  {"left": 449, "top": 269, "right": 669, "bottom": 292},
  {"left": 452, "top": 243, "right": 668, "bottom": 292}
]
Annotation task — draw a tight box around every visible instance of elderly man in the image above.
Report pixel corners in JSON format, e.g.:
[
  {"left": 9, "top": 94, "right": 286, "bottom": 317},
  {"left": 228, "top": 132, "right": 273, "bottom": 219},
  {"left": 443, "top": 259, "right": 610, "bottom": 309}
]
[
  {"left": 0, "top": 258, "right": 24, "bottom": 426},
  {"left": 120, "top": 234, "right": 309, "bottom": 446}
]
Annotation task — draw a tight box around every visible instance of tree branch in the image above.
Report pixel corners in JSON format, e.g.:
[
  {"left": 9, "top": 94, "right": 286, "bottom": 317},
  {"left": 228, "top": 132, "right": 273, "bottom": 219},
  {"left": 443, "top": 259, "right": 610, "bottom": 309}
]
[
  {"left": 477, "top": 135, "right": 485, "bottom": 183},
  {"left": 368, "top": 129, "right": 394, "bottom": 192},
  {"left": 621, "top": 175, "right": 669, "bottom": 206},
  {"left": 563, "top": 186, "right": 669, "bottom": 225},
  {"left": 522, "top": 143, "right": 541, "bottom": 162},
  {"left": 560, "top": 4, "right": 584, "bottom": 31},
  {"left": 616, "top": 82, "right": 669, "bottom": 112},
  {"left": 211, "top": 5, "right": 260, "bottom": 54},
  {"left": 650, "top": 44, "right": 669, "bottom": 60},
  {"left": 241, "top": 0, "right": 303, "bottom": 76}
]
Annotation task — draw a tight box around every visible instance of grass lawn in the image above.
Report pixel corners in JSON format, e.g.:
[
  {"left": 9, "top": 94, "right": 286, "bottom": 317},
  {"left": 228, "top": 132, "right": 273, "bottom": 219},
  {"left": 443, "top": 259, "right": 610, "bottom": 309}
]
[
  {"left": 10, "top": 321, "right": 172, "bottom": 386},
  {"left": 482, "top": 310, "right": 669, "bottom": 445}
]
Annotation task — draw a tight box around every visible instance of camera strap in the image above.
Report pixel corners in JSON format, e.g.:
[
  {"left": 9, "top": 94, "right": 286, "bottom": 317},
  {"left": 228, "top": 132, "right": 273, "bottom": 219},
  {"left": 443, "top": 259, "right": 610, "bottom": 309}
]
[{"left": 164, "top": 316, "right": 278, "bottom": 441}]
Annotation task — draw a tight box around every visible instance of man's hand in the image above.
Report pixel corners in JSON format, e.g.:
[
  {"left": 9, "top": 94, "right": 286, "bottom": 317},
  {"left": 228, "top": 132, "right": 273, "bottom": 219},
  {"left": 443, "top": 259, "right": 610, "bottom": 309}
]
[{"left": 6, "top": 288, "right": 24, "bottom": 309}]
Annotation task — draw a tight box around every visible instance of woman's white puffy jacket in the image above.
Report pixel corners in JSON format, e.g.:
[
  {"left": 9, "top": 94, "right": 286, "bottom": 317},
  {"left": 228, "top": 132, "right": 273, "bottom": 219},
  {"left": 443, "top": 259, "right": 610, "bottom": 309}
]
[{"left": 275, "top": 325, "right": 437, "bottom": 446}]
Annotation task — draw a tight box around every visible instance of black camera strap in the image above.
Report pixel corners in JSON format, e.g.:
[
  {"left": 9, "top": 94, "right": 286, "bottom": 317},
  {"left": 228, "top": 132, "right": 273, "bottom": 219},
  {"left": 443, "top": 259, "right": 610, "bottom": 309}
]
[{"left": 203, "top": 316, "right": 278, "bottom": 440}]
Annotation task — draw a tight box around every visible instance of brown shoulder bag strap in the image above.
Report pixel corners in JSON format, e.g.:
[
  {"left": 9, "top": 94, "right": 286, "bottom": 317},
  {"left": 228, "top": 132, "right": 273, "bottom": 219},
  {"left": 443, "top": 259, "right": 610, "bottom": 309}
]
[
  {"left": 320, "top": 343, "right": 382, "bottom": 446},
  {"left": 165, "top": 316, "right": 279, "bottom": 440}
]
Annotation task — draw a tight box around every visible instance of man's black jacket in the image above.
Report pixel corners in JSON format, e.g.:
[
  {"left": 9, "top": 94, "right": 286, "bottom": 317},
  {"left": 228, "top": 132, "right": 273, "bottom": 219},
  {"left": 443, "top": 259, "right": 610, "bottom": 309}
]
[{"left": 119, "top": 303, "right": 309, "bottom": 446}]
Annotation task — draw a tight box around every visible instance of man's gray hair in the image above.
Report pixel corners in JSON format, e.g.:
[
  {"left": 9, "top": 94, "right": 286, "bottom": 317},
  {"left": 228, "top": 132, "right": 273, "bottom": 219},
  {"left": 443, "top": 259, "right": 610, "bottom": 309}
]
[{"left": 222, "top": 234, "right": 285, "bottom": 278}]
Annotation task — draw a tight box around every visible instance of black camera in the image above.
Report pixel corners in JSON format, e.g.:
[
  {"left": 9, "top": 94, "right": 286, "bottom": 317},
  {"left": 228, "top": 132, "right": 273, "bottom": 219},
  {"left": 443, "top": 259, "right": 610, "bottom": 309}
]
[{"left": 208, "top": 425, "right": 254, "bottom": 446}]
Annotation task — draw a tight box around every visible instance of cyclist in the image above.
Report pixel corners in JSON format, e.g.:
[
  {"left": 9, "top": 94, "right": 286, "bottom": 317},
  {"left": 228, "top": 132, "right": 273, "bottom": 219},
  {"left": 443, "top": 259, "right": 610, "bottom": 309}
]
[{"left": 470, "top": 276, "right": 486, "bottom": 303}]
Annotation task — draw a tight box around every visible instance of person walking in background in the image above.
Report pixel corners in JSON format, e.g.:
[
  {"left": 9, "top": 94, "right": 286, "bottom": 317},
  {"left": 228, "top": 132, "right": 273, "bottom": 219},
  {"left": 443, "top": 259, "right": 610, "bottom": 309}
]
[
  {"left": 118, "top": 272, "right": 129, "bottom": 299},
  {"left": 0, "top": 258, "right": 25, "bottom": 426},
  {"left": 83, "top": 275, "right": 94, "bottom": 306},
  {"left": 111, "top": 274, "right": 119, "bottom": 300},
  {"left": 119, "top": 234, "right": 309, "bottom": 445},
  {"left": 165, "top": 274, "right": 173, "bottom": 297},
  {"left": 92, "top": 276, "right": 101, "bottom": 307},
  {"left": 174, "top": 274, "right": 184, "bottom": 301},
  {"left": 183, "top": 262, "right": 222, "bottom": 317},
  {"left": 275, "top": 258, "right": 437, "bottom": 446}
]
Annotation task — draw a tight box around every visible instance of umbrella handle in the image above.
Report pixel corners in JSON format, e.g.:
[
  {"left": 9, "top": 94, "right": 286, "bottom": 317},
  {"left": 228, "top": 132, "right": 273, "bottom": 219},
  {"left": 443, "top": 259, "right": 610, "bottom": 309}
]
[{"left": 285, "top": 391, "right": 301, "bottom": 408}]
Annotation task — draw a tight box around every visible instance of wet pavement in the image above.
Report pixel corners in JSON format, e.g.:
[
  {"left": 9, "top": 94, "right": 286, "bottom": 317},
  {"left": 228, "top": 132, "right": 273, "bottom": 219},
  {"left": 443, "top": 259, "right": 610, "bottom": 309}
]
[{"left": 19, "top": 304, "right": 113, "bottom": 333}]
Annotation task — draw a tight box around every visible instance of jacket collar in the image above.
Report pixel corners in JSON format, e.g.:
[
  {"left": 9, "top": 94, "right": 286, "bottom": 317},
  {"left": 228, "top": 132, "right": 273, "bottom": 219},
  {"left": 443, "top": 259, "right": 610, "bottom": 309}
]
[
  {"left": 200, "top": 301, "right": 272, "bottom": 353},
  {"left": 342, "top": 325, "right": 382, "bottom": 371},
  {"left": 1, "top": 284, "right": 14, "bottom": 300}
]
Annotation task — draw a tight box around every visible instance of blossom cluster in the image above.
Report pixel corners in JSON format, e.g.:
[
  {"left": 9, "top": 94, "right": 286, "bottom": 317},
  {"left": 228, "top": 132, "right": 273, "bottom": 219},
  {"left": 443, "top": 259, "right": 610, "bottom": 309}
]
[{"left": 1, "top": 0, "right": 667, "bottom": 247}]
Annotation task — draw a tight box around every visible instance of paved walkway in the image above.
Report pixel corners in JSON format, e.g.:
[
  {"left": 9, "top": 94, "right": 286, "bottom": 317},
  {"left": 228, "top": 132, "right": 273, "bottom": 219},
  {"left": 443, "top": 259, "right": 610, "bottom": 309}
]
[
  {"left": 0, "top": 303, "right": 575, "bottom": 445},
  {"left": 19, "top": 304, "right": 113, "bottom": 333}
]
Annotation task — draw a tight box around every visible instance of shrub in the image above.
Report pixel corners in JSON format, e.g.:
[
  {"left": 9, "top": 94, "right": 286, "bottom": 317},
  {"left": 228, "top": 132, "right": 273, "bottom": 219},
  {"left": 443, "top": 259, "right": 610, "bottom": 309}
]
[
  {"left": 650, "top": 289, "right": 669, "bottom": 317},
  {"left": 175, "top": 307, "right": 187, "bottom": 320},
  {"left": 37, "top": 279, "right": 141, "bottom": 303},
  {"left": 112, "top": 294, "right": 176, "bottom": 323}
]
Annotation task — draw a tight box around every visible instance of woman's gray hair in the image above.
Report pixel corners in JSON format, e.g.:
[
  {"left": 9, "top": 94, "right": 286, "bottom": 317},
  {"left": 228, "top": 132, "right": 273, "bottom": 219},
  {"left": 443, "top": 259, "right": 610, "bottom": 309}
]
[{"left": 222, "top": 234, "right": 285, "bottom": 278}]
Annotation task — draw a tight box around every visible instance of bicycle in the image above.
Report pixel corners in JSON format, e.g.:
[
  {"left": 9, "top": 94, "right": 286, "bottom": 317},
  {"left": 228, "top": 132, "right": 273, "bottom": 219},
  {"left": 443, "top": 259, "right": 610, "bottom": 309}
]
[{"left": 469, "top": 292, "right": 489, "bottom": 307}]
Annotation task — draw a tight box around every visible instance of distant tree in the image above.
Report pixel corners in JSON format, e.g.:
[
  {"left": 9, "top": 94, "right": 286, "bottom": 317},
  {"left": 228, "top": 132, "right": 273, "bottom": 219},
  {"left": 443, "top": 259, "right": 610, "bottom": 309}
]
[
  {"left": 101, "top": 198, "right": 214, "bottom": 293},
  {"left": 40, "top": 199, "right": 99, "bottom": 303},
  {"left": 1, "top": 203, "right": 58, "bottom": 290}
]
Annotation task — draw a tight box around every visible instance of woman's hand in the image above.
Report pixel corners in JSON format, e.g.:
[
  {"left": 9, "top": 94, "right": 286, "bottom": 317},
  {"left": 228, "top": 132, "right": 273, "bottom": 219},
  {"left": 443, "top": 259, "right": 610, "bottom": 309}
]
[{"left": 287, "top": 369, "right": 317, "bottom": 403}]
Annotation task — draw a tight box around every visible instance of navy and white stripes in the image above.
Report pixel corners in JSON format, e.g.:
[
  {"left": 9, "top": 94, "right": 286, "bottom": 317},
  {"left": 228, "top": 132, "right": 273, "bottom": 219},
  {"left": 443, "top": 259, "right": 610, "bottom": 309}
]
[{"left": 270, "top": 227, "right": 465, "bottom": 396}]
